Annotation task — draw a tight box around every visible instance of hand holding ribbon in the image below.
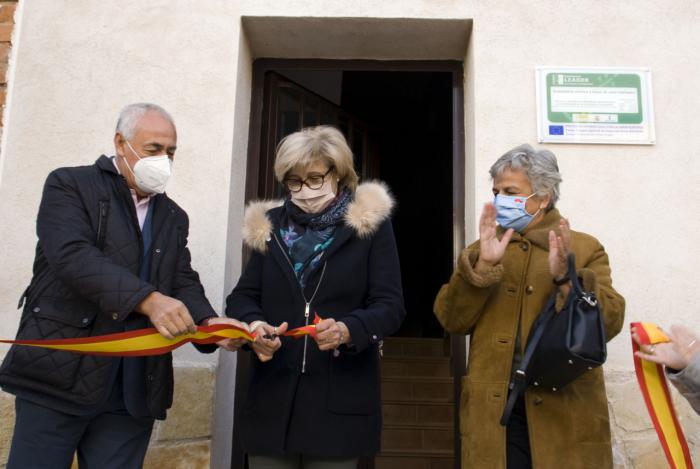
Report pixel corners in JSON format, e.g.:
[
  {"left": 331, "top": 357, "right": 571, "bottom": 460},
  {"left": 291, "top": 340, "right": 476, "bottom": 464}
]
[
  {"left": 315, "top": 318, "right": 350, "bottom": 351},
  {"left": 634, "top": 324, "right": 700, "bottom": 371},
  {"left": 630, "top": 322, "right": 694, "bottom": 469},
  {"left": 205, "top": 317, "right": 251, "bottom": 351},
  {"left": 250, "top": 322, "right": 288, "bottom": 362}
]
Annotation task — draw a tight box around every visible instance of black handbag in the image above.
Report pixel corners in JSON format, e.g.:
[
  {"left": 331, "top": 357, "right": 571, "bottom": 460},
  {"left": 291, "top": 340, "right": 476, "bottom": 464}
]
[{"left": 500, "top": 252, "right": 607, "bottom": 425}]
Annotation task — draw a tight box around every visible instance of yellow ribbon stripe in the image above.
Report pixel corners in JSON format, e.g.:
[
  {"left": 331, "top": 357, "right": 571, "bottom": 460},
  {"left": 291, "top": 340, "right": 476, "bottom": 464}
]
[
  {"left": 0, "top": 324, "right": 256, "bottom": 357},
  {"left": 631, "top": 322, "right": 694, "bottom": 469}
]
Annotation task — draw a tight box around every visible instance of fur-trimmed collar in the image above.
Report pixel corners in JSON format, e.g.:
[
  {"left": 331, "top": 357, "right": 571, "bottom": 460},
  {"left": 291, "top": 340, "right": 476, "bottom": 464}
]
[{"left": 241, "top": 181, "right": 395, "bottom": 253}]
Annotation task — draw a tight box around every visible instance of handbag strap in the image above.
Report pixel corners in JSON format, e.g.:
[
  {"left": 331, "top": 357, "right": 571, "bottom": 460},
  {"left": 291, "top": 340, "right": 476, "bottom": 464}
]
[
  {"left": 500, "top": 253, "right": 580, "bottom": 426},
  {"left": 566, "top": 253, "right": 583, "bottom": 296},
  {"left": 500, "top": 294, "right": 557, "bottom": 425}
]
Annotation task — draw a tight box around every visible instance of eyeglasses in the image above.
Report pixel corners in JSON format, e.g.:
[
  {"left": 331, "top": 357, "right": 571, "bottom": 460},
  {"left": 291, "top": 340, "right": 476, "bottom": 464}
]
[{"left": 283, "top": 167, "right": 335, "bottom": 192}]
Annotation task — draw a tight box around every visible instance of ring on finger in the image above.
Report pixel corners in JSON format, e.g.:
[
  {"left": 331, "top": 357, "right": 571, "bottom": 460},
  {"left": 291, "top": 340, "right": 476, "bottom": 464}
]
[{"left": 648, "top": 345, "right": 656, "bottom": 354}]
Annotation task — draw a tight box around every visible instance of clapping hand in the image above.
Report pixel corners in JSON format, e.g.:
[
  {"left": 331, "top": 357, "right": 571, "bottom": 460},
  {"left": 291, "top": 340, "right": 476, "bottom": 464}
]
[
  {"left": 475, "top": 203, "right": 513, "bottom": 270},
  {"left": 548, "top": 218, "right": 572, "bottom": 282}
]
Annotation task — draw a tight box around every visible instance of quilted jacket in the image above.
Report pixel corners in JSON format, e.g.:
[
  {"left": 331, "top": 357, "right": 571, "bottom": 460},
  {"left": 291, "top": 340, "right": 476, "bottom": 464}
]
[{"left": 0, "top": 155, "right": 216, "bottom": 419}]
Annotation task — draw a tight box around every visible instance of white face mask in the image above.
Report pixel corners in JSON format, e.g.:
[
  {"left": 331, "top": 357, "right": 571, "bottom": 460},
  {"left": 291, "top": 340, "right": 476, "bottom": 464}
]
[
  {"left": 123, "top": 140, "right": 172, "bottom": 194},
  {"left": 291, "top": 178, "right": 336, "bottom": 213}
]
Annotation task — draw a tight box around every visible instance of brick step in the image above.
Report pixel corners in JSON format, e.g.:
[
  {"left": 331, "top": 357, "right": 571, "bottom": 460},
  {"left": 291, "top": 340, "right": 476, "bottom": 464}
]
[
  {"left": 374, "top": 455, "right": 454, "bottom": 469},
  {"left": 382, "top": 401, "right": 453, "bottom": 427},
  {"left": 381, "top": 377, "right": 454, "bottom": 403},
  {"left": 382, "top": 337, "right": 450, "bottom": 358},
  {"left": 378, "top": 448, "right": 454, "bottom": 458},
  {"left": 374, "top": 453, "right": 455, "bottom": 469},
  {"left": 381, "top": 424, "right": 454, "bottom": 453},
  {"left": 381, "top": 357, "right": 452, "bottom": 379}
]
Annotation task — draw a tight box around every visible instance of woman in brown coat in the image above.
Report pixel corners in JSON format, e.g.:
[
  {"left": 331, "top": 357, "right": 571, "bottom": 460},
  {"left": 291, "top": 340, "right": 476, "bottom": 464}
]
[{"left": 434, "top": 144, "right": 625, "bottom": 469}]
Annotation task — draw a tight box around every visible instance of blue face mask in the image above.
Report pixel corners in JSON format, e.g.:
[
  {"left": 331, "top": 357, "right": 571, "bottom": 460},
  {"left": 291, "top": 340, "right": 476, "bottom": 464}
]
[{"left": 494, "top": 193, "right": 541, "bottom": 232}]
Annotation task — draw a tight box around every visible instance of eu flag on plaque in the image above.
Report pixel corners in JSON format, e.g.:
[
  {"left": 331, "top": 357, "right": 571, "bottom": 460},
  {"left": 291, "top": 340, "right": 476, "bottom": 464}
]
[{"left": 549, "top": 125, "right": 564, "bottom": 135}]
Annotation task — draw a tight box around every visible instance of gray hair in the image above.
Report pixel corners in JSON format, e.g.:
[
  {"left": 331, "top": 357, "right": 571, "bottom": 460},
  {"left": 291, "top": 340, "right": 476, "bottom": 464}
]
[
  {"left": 274, "top": 125, "right": 359, "bottom": 191},
  {"left": 489, "top": 144, "right": 562, "bottom": 209},
  {"left": 115, "top": 103, "right": 175, "bottom": 140}
]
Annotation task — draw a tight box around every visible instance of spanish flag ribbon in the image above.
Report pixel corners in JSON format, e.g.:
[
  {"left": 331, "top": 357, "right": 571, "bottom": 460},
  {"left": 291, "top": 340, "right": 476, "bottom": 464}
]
[
  {"left": 0, "top": 315, "right": 325, "bottom": 357},
  {"left": 0, "top": 324, "right": 256, "bottom": 357},
  {"left": 284, "top": 313, "right": 322, "bottom": 339},
  {"left": 631, "top": 322, "right": 694, "bottom": 469}
]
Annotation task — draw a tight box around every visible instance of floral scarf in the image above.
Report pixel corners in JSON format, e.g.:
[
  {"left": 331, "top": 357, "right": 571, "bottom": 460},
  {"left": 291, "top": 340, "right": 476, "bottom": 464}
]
[{"left": 280, "top": 188, "right": 351, "bottom": 287}]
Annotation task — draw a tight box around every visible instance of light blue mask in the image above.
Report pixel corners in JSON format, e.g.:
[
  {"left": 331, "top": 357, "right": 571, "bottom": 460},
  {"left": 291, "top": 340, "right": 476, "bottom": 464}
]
[{"left": 494, "top": 193, "right": 540, "bottom": 232}]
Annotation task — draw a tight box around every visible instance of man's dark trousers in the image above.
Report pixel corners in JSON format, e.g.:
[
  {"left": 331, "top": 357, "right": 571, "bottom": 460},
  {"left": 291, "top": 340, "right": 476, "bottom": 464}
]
[{"left": 6, "top": 372, "right": 154, "bottom": 469}]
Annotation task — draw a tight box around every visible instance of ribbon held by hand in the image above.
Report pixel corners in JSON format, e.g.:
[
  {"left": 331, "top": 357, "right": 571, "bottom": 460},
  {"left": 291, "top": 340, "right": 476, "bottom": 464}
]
[
  {"left": 0, "top": 314, "right": 326, "bottom": 357},
  {"left": 283, "top": 313, "right": 322, "bottom": 339},
  {"left": 0, "top": 323, "right": 256, "bottom": 357},
  {"left": 631, "top": 322, "right": 694, "bottom": 469}
]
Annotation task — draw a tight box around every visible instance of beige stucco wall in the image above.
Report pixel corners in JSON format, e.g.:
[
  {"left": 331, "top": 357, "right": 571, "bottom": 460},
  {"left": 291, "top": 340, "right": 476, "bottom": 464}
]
[
  {"left": 467, "top": 2, "right": 700, "bottom": 464},
  {"left": 0, "top": 1, "right": 698, "bottom": 468}
]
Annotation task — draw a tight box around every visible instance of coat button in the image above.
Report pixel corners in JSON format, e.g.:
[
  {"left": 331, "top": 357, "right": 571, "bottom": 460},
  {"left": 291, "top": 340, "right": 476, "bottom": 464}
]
[
  {"left": 521, "top": 243, "right": 529, "bottom": 251},
  {"left": 155, "top": 248, "right": 161, "bottom": 254},
  {"left": 534, "top": 396, "right": 543, "bottom": 405},
  {"left": 112, "top": 313, "right": 119, "bottom": 320},
  {"left": 81, "top": 318, "right": 90, "bottom": 325},
  {"left": 526, "top": 285, "right": 534, "bottom": 294},
  {"left": 32, "top": 306, "right": 40, "bottom": 313}
]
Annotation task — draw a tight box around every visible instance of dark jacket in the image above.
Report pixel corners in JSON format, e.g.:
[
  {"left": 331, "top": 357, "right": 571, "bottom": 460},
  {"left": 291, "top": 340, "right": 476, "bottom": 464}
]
[
  {"left": 0, "top": 155, "right": 216, "bottom": 419},
  {"left": 226, "top": 181, "right": 405, "bottom": 457}
]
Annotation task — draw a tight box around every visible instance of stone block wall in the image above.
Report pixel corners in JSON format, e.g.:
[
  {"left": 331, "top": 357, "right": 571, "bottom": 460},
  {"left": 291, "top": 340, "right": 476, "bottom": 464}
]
[
  {"left": 608, "top": 370, "right": 698, "bottom": 468},
  {"left": 143, "top": 364, "right": 217, "bottom": 469},
  {"left": 0, "top": 363, "right": 217, "bottom": 468}
]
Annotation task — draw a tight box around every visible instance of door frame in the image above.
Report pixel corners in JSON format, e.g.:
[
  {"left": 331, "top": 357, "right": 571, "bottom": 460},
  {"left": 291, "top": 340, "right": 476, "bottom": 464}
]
[{"left": 235, "top": 58, "right": 467, "bottom": 469}]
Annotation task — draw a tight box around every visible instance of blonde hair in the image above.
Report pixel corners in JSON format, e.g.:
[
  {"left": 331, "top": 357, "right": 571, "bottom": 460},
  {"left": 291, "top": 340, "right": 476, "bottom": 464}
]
[{"left": 274, "top": 126, "right": 359, "bottom": 192}]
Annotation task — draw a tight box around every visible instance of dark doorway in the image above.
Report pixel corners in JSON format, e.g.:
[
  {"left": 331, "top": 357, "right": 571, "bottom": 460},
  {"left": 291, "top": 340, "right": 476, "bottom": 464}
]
[
  {"left": 340, "top": 71, "right": 453, "bottom": 338},
  {"left": 236, "top": 60, "right": 465, "bottom": 469}
]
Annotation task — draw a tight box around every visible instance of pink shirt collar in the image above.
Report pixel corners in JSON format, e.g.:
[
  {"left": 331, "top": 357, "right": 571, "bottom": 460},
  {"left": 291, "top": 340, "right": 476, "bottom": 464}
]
[{"left": 112, "top": 156, "right": 153, "bottom": 230}]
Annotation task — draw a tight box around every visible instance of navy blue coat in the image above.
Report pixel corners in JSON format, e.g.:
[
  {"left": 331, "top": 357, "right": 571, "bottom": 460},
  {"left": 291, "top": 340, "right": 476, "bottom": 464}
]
[{"left": 226, "top": 182, "right": 405, "bottom": 457}]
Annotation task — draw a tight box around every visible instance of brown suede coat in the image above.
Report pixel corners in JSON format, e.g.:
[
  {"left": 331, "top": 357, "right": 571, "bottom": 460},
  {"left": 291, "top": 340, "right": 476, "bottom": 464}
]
[{"left": 434, "top": 209, "right": 625, "bottom": 469}]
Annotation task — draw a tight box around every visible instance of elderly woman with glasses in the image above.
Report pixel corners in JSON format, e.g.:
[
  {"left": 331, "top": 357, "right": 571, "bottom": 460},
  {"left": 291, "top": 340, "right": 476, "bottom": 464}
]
[
  {"left": 225, "top": 125, "right": 406, "bottom": 468},
  {"left": 434, "top": 144, "right": 625, "bottom": 469}
]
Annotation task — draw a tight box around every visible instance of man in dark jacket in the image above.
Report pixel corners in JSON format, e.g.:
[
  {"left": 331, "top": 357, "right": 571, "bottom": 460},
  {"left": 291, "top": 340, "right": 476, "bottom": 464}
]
[{"left": 0, "top": 103, "right": 243, "bottom": 468}]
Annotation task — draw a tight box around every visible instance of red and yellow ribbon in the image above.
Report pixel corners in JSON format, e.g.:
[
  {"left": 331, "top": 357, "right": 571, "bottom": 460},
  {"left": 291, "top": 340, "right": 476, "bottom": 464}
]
[
  {"left": 631, "top": 322, "right": 694, "bottom": 469},
  {"left": 284, "top": 313, "right": 322, "bottom": 339},
  {"left": 0, "top": 315, "right": 325, "bottom": 357},
  {"left": 0, "top": 324, "right": 256, "bottom": 357}
]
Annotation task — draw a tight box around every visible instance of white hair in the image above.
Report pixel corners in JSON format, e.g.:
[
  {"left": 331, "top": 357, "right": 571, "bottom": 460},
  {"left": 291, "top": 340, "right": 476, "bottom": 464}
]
[
  {"left": 489, "top": 144, "right": 563, "bottom": 209},
  {"left": 115, "top": 103, "right": 175, "bottom": 140}
]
